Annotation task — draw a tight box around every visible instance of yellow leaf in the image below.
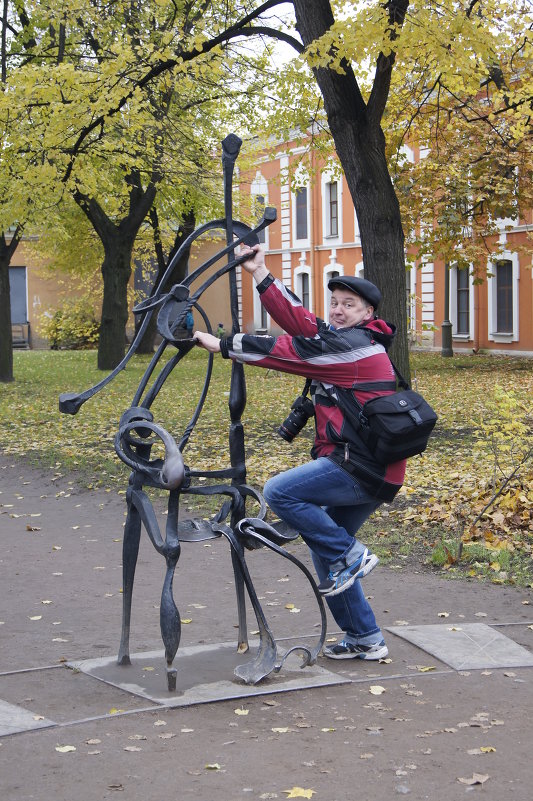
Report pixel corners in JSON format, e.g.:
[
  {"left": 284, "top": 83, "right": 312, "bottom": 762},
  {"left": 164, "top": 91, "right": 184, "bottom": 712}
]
[
  {"left": 181, "top": 618, "right": 192, "bottom": 624},
  {"left": 320, "top": 727, "right": 335, "bottom": 732},
  {"left": 480, "top": 746, "right": 496, "bottom": 753},
  {"left": 272, "top": 727, "right": 290, "bottom": 733},
  {"left": 55, "top": 745, "right": 76, "bottom": 753},
  {"left": 205, "top": 763, "right": 222, "bottom": 770},
  {"left": 29, "top": 615, "right": 42, "bottom": 621},
  {"left": 285, "top": 603, "right": 295, "bottom": 609},
  {"left": 417, "top": 666, "right": 436, "bottom": 673},
  {"left": 284, "top": 788, "right": 315, "bottom": 799},
  {"left": 369, "top": 685, "right": 386, "bottom": 695},
  {"left": 234, "top": 708, "right": 249, "bottom": 716}
]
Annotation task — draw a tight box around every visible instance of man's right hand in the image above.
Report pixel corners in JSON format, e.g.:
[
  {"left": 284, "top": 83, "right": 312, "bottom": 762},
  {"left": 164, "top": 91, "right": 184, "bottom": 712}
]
[{"left": 240, "top": 245, "right": 269, "bottom": 284}]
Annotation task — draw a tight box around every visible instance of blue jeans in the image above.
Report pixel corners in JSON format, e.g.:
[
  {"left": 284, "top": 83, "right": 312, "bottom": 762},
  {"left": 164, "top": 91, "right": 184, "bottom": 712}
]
[{"left": 263, "top": 457, "right": 383, "bottom": 644}]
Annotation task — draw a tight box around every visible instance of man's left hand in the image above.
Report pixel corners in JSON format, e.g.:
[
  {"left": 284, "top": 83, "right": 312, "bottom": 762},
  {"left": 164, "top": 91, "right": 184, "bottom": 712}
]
[{"left": 194, "top": 331, "right": 221, "bottom": 353}]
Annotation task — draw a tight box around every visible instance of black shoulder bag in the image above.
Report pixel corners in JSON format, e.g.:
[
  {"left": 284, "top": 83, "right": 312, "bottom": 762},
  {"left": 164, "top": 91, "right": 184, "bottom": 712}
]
[{"left": 325, "top": 363, "right": 438, "bottom": 464}]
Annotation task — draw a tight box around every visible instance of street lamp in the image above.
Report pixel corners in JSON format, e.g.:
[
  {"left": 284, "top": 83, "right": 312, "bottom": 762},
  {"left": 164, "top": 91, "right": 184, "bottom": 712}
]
[{"left": 441, "top": 262, "right": 453, "bottom": 357}]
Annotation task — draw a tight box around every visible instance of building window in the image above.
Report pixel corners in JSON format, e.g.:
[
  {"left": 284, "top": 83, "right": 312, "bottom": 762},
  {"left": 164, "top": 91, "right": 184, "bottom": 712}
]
[
  {"left": 487, "top": 252, "right": 519, "bottom": 342},
  {"left": 295, "top": 187, "right": 308, "bottom": 240},
  {"left": 328, "top": 181, "right": 338, "bottom": 237},
  {"left": 300, "top": 272, "right": 310, "bottom": 308},
  {"left": 260, "top": 302, "right": 268, "bottom": 330},
  {"left": 254, "top": 194, "right": 266, "bottom": 244},
  {"left": 324, "top": 265, "right": 342, "bottom": 316},
  {"left": 495, "top": 260, "right": 513, "bottom": 333},
  {"left": 456, "top": 268, "right": 470, "bottom": 335}
]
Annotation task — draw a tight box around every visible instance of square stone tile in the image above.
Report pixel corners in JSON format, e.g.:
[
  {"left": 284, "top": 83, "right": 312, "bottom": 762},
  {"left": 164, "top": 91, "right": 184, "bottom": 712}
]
[
  {"left": 0, "top": 698, "right": 55, "bottom": 736},
  {"left": 386, "top": 623, "right": 533, "bottom": 670}
]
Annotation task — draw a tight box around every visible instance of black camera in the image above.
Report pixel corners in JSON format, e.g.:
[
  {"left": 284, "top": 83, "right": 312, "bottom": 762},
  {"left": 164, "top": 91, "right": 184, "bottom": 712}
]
[{"left": 278, "top": 395, "right": 315, "bottom": 442}]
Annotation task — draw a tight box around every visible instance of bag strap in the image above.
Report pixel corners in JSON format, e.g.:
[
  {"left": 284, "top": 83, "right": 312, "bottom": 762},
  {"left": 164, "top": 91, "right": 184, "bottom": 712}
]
[{"left": 389, "top": 359, "right": 410, "bottom": 391}]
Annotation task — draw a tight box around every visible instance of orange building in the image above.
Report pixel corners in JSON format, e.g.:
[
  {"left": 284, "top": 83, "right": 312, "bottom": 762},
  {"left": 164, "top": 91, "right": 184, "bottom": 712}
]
[{"left": 238, "top": 142, "right": 533, "bottom": 356}]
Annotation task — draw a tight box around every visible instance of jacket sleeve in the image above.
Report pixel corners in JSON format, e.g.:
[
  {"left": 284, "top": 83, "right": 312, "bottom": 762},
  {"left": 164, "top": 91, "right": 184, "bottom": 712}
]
[
  {"left": 219, "top": 327, "right": 388, "bottom": 387},
  {"left": 255, "top": 274, "right": 326, "bottom": 338}
]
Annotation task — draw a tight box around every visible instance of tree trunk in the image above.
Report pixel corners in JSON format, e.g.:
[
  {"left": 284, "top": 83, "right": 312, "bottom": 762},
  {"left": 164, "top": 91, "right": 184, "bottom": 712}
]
[
  {"left": 292, "top": 0, "right": 411, "bottom": 379},
  {"left": 98, "top": 239, "right": 134, "bottom": 371},
  {"left": 136, "top": 209, "right": 196, "bottom": 354},
  {"left": 74, "top": 173, "right": 158, "bottom": 371},
  {"left": 0, "top": 230, "right": 22, "bottom": 383}
]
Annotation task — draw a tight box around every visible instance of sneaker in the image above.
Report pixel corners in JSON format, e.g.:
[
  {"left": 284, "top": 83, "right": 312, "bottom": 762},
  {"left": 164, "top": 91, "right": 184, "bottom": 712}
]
[
  {"left": 317, "top": 548, "right": 379, "bottom": 597},
  {"left": 323, "top": 639, "right": 388, "bottom": 660}
]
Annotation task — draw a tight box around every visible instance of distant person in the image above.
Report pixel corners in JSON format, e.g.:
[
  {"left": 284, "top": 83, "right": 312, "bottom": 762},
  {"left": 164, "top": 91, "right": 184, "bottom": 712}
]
[
  {"left": 216, "top": 322, "right": 225, "bottom": 339},
  {"left": 185, "top": 310, "right": 194, "bottom": 338}
]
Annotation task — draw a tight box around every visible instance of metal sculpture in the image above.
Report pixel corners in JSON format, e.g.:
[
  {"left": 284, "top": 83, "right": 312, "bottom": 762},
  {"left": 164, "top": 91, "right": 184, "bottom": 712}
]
[{"left": 59, "top": 134, "right": 326, "bottom": 691}]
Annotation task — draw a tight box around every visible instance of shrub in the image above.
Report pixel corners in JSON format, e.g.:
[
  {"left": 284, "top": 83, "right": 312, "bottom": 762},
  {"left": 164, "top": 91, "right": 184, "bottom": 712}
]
[{"left": 40, "top": 297, "right": 100, "bottom": 350}]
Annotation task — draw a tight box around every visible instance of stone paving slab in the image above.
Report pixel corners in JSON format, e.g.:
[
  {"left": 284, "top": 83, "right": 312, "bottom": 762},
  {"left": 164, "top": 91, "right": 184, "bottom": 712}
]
[
  {"left": 386, "top": 622, "right": 533, "bottom": 670},
  {"left": 0, "top": 697, "right": 56, "bottom": 736}
]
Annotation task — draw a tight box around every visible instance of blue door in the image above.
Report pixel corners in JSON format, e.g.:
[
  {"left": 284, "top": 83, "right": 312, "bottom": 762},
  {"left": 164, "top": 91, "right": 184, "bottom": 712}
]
[{"left": 9, "top": 267, "right": 28, "bottom": 323}]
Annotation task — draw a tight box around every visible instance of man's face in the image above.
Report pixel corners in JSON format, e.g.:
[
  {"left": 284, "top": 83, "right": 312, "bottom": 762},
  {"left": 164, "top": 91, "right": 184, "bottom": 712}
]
[{"left": 329, "top": 287, "right": 374, "bottom": 329}]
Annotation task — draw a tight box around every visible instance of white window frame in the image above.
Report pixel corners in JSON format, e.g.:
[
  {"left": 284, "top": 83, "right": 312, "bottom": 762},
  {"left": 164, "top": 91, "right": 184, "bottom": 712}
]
[
  {"left": 251, "top": 171, "right": 269, "bottom": 250},
  {"left": 291, "top": 178, "right": 310, "bottom": 248},
  {"left": 487, "top": 251, "right": 520, "bottom": 342},
  {"left": 321, "top": 171, "right": 342, "bottom": 243},
  {"left": 449, "top": 265, "right": 474, "bottom": 340},
  {"left": 294, "top": 257, "right": 313, "bottom": 312},
  {"left": 323, "top": 253, "right": 344, "bottom": 319}
]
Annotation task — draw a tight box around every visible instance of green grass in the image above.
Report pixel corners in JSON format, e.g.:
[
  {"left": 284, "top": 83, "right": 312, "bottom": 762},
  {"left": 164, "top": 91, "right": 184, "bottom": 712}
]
[{"left": 2, "top": 349, "right": 532, "bottom": 586}]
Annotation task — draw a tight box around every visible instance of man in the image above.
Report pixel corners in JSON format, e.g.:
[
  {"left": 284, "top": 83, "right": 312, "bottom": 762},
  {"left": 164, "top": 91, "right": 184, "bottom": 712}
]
[{"left": 194, "top": 246, "right": 406, "bottom": 660}]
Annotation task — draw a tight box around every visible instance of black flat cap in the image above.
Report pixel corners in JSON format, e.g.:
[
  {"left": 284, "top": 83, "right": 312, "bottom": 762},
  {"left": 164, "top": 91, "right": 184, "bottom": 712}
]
[{"left": 328, "top": 275, "right": 381, "bottom": 310}]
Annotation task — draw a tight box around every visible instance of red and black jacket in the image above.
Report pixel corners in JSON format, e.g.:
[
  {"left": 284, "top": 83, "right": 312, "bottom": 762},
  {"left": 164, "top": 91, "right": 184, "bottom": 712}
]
[{"left": 220, "top": 274, "right": 406, "bottom": 501}]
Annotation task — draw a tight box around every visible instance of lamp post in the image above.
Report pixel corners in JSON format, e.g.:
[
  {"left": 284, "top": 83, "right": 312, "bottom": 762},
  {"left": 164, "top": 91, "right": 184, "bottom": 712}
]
[{"left": 441, "top": 262, "right": 453, "bottom": 357}]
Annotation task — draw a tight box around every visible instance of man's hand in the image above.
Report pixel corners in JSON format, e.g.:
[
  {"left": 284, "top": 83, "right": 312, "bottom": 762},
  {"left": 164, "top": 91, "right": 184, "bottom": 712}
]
[
  {"left": 193, "top": 331, "right": 221, "bottom": 353},
  {"left": 240, "top": 245, "right": 269, "bottom": 284}
]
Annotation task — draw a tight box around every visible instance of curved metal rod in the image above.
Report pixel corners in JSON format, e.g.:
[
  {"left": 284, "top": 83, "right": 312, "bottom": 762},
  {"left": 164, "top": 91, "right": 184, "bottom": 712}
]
[
  {"left": 212, "top": 522, "right": 278, "bottom": 685},
  {"left": 115, "top": 421, "right": 185, "bottom": 490},
  {"left": 131, "top": 338, "right": 171, "bottom": 408},
  {"left": 235, "top": 526, "right": 328, "bottom": 669},
  {"left": 59, "top": 210, "right": 275, "bottom": 416}
]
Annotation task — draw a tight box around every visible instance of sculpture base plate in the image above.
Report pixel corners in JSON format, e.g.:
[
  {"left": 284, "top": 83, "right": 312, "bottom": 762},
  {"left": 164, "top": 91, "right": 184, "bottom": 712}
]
[{"left": 69, "top": 640, "right": 348, "bottom": 708}]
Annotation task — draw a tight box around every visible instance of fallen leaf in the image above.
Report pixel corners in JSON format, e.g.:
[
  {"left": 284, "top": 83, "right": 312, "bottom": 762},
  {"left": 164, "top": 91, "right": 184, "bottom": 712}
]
[
  {"left": 124, "top": 746, "right": 142, "bottom": 752},
  {"left": 284, "top": 788, "right": 315, "bottom": 799},
  {"left": 55, "top": 745, "right": 76, "bottom": 753},
  {"left": 158, "top": 732, "right": 176, "bottom": 739},
  {"left": 480, "top": 746, "right": 496, "bottom": 753},
  {"left": 272, "top": 727, "right": 290, "bottom": 733},
  {"left": 437, "top": 612, "right": 449, "bottom": 618},
  {"left": 457, "top": 773, "right": 489, "bottom": 785},
  {"left": 205, "top": 763, "right": 222, "bottom": 770},
  {"left": 180, "top": 728, "right": 194, "bottom": 733},
  {"left": 320, "top": 727, "right": 335, "bottom": 732},
  {"left": 29, "top": 615, "right": 42, "bottom": 621},
  {"left": 86, "top": 738, "right": 101, "bottom": 744},
  {"left": 153, "top": 720, "right": 167, "bottom": 726},
  {"left": 128, "top": 735, "right": 147, "bottom": 741},
  {"left": 369, "top": 685, "right": 386, "bottom": 695},
  {"left": 359, "top": 753, "right": 374, "bottom": 759},
  {"left": 181, "top": 618, "right": 192, "bottom": 624},
  {"left": 108, "top": 708, "right": 124, "bottom": 715},
  {"left": 379, "top": 657, "right": 392, "bottom": 664},
  {"left": 285, "top": 603, "right": 295, "bottom": 609},
  {"left": 234, "top": 708, "right": 249, "bottom": 716},
  {"left": 26, "top": 525, "right": 41, "bottom": 531}
]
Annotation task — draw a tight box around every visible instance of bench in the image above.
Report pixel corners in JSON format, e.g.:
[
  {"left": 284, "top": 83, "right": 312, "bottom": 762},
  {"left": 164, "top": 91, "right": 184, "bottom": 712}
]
[{"left": 12, "top": 323, "right": 30, "bottom": 349}]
